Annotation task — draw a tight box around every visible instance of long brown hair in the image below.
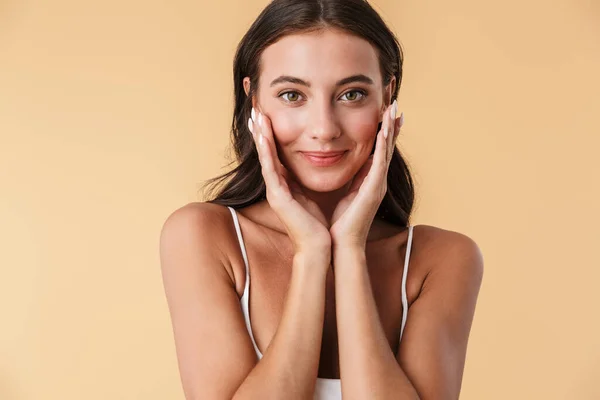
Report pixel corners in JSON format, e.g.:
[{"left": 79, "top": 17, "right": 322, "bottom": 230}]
[{"left": 201, "top": 0, "right": 415, "bottom": 227}]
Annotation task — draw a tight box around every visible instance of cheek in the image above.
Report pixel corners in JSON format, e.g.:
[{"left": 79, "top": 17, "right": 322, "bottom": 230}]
[
  {"left": 266, "top": 105, "right": 381, "bottom": 146},
  {"left": 342, "top": 110, "right": 380, "bottom": 142},
  {"left": 266, "top": 111, "right": 302, "bottom": 145}
]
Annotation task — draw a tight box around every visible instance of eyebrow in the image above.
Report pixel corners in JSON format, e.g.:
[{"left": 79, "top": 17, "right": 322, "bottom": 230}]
[{"left": 269, "top": 74, "right": 374, "bottom": 88}]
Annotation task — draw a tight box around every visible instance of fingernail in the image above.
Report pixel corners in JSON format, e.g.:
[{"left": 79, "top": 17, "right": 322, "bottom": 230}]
[
  {"left": 247, "top": 118, "right": 253, "bottom": 134},
  {"left": 400, "top": 112, "right": 404, "bottom": 127},
  {"left": 391, "top": 100, "right": 397, "bottom": 120},
  {"left": 251, "top": 107, "right": 256, "bottom": 122},
  {"left": 383, "top": 127, "right": 389, "bottom": 139}
]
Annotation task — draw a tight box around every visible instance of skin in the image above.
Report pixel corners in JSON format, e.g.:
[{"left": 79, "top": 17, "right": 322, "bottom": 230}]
[
  {"left": 160, "top": 27, "right": 484, "bottom": 399},
  {"left": 245, "top": 28, "right": 394, "bottom": 228},
  {"left": 241, "top": 25, "right": 409, "bottom": 378},
  {"left": 238, "top": 28, "right": 482, "bottom": 394}
]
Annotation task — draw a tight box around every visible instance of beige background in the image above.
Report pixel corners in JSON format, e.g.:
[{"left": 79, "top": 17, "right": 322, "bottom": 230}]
[{"left": 1, "top": 0, "right": 598, "bottom": 399}]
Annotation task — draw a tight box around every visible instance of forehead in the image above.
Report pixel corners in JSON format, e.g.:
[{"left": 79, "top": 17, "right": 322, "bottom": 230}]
[{"left": 260, "top": 28, "right": 381, "bottom": 87}]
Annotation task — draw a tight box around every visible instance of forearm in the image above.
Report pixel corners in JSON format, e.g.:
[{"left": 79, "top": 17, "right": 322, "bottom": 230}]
[
  {"left": 233, "top": 252, "right": 329, "bottom": 400},
  {"left": 333, "top": 246, "right": 419, "bottom": 400}
]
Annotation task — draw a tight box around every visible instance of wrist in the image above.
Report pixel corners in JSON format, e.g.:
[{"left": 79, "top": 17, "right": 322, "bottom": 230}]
[
  {"left": 331, "top": 233, "right": 366, "bottom": 252},
  {"left": 293, "top": 250, "right": 332, "bottom": 270},
  {"left": 294, "top": 233, "right": 332, "bottom": 256},
  {"left": 332, "top": 244, "right": 366, "bottom": 261}
]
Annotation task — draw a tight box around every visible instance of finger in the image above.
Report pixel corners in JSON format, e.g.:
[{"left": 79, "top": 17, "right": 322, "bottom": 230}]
[
  {"left": 248, "top": 117, "right": 255, "bottom": 141},
  {"left": 393, "top": 109, "right": 402, "bottom": 140},
  {"left": 364, "top": 124, "right": 388, "bottom": 189},
  {"left": 382, "top": 103, "right": 390, "bottom": 139},
  {"left": 256, "top": 112, "right": 280, "bottom": 165},
  {"left": 249, "top": 115, "right": 279, "bottom": 191},
  {"left": 250, "top": 111, "right": 271, "bottom": 168},
  {"left": 256, "top": 111, "right": 284, "bottom": 175},
  {"left": 366, "top": 102, "right": 393, "bottom": 184},
  {"left": 387, "top": 101, "right": 398, "bottom": 163},
  {"left": 248, "top": 117, "right": 263, "bottom": 163},
  {"left": 355, "top": 127, "right": 387, "bottom": 204},
  {"left": 392, "top": 116, "right": 401, "bottom": 145},
  {"left": 388, "top": 117, "right": 399, "bottom": 161},
  {"left": 257, "top": 132, "right": 283, "bottom": 194},
  {"left": 370, "top": 104, "right": 389, "bottom": 174},
  {"left": 381, "top": 103, "right": 393, "bottom": 165},
  {"left": 388, "top": 112, "right": 403, "bottom": 161},
  {"left": 376, "top": 121, "right": 389, "bottom": 174},
  {"left": 387, "top": 124, "right": 395, "bottom": 163},
  {"left": 250, "top": 108, "right": 264, "bottom": 144}
]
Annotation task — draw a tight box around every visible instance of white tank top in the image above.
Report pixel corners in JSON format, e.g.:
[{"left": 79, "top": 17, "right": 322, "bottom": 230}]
[{"left": 228, "top": 206, "right": 414, "bottom": 400}]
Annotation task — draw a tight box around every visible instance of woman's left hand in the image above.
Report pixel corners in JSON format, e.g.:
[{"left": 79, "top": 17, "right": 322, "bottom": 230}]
[{"left": 329, "top": 100, "right": 403, "bottom": 249}]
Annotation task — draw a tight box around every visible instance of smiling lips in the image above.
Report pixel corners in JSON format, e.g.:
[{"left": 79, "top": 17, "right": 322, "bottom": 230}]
[{"left": 300, "top": 151, "right": 347, "bottom": 167}]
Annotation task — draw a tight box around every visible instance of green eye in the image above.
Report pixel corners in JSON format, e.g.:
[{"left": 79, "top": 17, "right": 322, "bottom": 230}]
[
  {"left": 341, "top": 90, "right": 366, "bottom": 101},
  {"left": 279, "top": 89, "right": 367, "bottom": 103},
  {"left": 280, "top": 92, "right": 301, "bottom": 102}
]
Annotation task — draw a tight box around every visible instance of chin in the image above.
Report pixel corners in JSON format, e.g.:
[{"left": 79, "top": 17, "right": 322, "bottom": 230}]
[{"left": 293, "top": 169, "right": 351, "bottom": 193}]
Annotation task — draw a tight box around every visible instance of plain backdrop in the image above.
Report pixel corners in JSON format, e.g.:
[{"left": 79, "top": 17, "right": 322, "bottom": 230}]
[{"left": 1, "top": 0, "right": 599, "bottom": 399}]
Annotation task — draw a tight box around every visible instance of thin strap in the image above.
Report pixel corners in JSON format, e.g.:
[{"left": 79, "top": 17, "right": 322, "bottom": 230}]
[
  {"left": 399, "top": 225, "right": 414, "bottom": 342},
  {"left": 227, "top": 206, "right": 249, "bottom": 271},
  {"left": 227, "top": 206, "right": 262, "bottom": 358}
]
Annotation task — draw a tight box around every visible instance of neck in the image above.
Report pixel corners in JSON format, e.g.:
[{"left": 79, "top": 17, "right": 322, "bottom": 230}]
[
  {"left": 254, "top": 192, "right": 394, "bottom": 244},
  {"left": 300, "top": 181, "right": 352, "bottom": 224}
]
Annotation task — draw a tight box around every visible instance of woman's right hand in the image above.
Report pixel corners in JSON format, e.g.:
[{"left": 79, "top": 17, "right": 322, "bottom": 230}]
[{"left": 248, "top": 108, "right": 332, "bottom": 257}]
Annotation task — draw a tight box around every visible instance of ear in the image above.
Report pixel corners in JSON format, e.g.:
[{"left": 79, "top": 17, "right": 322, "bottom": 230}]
[
  {"left": 243, "top": 77, "right": 251, "bottom": 96},
  {"left": 243, "top": 77, "right": 260, "bottom": 110}
]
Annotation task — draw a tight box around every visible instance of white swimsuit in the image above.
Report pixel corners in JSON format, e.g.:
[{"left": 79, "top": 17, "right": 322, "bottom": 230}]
[{"left": 228, "top": 206, "right": 414, "bottom": 399}]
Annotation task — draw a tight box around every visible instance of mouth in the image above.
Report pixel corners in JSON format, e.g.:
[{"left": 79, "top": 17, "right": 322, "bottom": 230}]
[{"left": 300, "top": 151, "right": 347, "bottom": 167}]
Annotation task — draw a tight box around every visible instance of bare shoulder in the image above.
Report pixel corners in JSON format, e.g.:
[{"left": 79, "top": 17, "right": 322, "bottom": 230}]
[
  {"left": 396, "top": 225, "right": 484, "bottom": 398},
  {"left": 159, "top": 202, "right": 261, "bottom": 399},
  {"left": 411, "top": 224, "right": 484, "bottom": 280},
  {"left": 159, "top": 202, "right": 238, "bottom": 284},
  {"left": 161, "top": 201, "right": 233, "bottom": 230}
]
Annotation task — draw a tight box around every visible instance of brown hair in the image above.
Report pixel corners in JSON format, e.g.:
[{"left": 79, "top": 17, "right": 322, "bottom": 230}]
[{"left": 201, "top": 0, "right": 415, "bottom": 227}]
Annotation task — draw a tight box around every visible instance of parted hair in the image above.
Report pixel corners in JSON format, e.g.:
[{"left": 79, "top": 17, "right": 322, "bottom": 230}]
[{"left": 201, "top": 0, "right": 415, "bottom": 228}]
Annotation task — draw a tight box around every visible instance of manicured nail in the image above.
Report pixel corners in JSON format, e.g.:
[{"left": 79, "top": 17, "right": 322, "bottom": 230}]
[
  {"left": 384, "top": 126, "right": 389, "bottom": 139},
  {"left": 391, "top": 100, "right": 397, "bottom": 120},
  {"left": 400, "top": 112, "right": 404, "bottom": 127},
  {"left": 251, "top": 107, "right": 256, "bottom": 122},
  {"left": 248, "top": 118, "right": 253, "bottom": 134}
]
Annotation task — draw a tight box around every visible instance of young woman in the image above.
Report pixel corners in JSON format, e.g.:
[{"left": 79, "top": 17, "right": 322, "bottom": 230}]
[{"left": 160, "top": 1, "right": 484, "bottom": 399}]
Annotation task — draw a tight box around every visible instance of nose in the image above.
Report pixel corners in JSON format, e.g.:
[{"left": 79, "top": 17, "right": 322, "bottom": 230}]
[{"left": 307, "top": 97, "right": 341, "bottom": 141}]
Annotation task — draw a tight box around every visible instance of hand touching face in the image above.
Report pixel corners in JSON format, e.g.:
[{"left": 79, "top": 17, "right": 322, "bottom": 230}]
[{"left": 244, "top": 28, "right": 396, "bottom": 194}]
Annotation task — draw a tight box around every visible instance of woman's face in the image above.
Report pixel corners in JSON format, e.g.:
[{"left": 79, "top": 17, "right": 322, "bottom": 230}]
[{"left": 245, "top": 28, "right": 394, "bottom": 192}]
